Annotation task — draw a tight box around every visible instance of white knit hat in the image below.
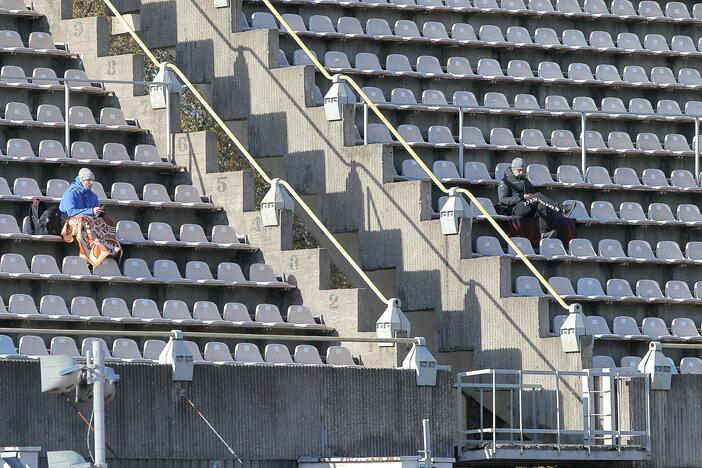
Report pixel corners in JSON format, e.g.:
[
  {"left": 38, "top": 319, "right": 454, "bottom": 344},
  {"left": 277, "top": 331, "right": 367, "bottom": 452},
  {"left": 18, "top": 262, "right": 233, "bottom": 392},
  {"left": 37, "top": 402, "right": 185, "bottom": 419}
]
[{"left": 78, "top": 168, "right": 95, "bottom": 182}]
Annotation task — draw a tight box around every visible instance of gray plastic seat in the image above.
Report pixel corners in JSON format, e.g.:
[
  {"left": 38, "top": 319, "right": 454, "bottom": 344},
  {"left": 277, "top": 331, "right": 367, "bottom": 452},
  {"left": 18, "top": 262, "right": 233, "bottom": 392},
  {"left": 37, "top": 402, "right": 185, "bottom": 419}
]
[
  {"left": 585, "top": 166, "right": 615, "bottom": 187},
  {"left": 641, "top": 317, "right": 671, "bottom": 339},
  {"left": 613, "top": 167, "right": 642, "bottom": 187},
  {"left": 506, "top": 26, "right": 532, "bottom": 44},
  {"left": 642, "top": 169, "right": 669, "bottom": 188},
  {"left": 391, "top": 88, "right": 417, "bottom": 106},
  {"left": 572, "top": 96, "right": 597, "bottom": 112},
  {"left": 446, "top": 57, "right": 473, "bottom": 76},
  {"left": 685, "top": 101, "right": 702, "bottom": 116},
  {"left": 681, "top": 358, "right": 702, "bottom": 374},
  {"left": 619, "top": 202, "right": 647, "bottom": 222},
  {"left": 637, "top": 280, "right": 664, "bottom": 300},
  {"left": 540, "top": 239, "right": 569, "bottom": 259},
  {"left": 251, "top": 12, "right": 277, "bottom": 29},
  {"left": 557, "top": 165, "right": 585, "bottom": 185},
  {"left": 422, "top": 90, "right": 447, "bottom": 106},
  {"left": 591, "top": 201, "right": 619, "bottom": 222},
  {"left": 678, "top": 68, "right": 702, "bottom": 86},
  {"left": 611, "top": 0, "right": 636, "bottom": 15},
  {"left": 514, "top": 94, "right": 540, "bottom": 110},
  {"left": 648, "top": 203, "right": 676, "bottom": 223},
  {"left": 671, "top": 35, "right": 696, "bottom": 53},
  {"left": 537, "top": 61, "right": 564, "bottom": 80},
  {"left": 607, "top": 279, "right": 635, "bottom": 298},
  {"left": 479, "top": 25, "right": 505, "bottom": 43},
  {"left": 529, "top": 0, "right": 554, "bottom": 11},
  {"left": 508, "top": 60, "right": 534, "bottom": 79},
  {"left": 672, "top": 318, "right": 700, "bottom": 338},
  {"left": 397, "top": 124, "right": 424, "bottom": 143},
  {"left": 548, "top": 276, "right": 576, "bottom": 296},
  {"left": 463, "top": 127, "right": 487, "bottom": 146},
  {"left": 521, "top": 129, "right": 548, "bottom": 149},
  {"left": 50, "top": 336, "right": 80, "bottom": 357},
  {"left": 476, "top": 236, "right": 504, "bottom": 255},
  {"left": 628, "top": 240, "right": 655, "bottom": 260},
  {"left": 584, "top": 130, "right": 606, "bottom": 149},
  {"left": 644, "top": 34, "right": 670, "bottom": 52},
  {"left": 337, "top": 17, "right": 365, "bottom": 36},
  {"left": 679, "top": 204, "right": 702, "bottom": 224},
  {"left": 595, "top": 64, "right": 622, "bottom": 83},
  {"left": 637, "top": 133, "right": 663, "bottom": 151},
  {"left": 464, "top": 162, "right": 493, "bottom": 183},
  {"left": 590, "top": 31, "right": 615, "bottom": 49},
  {"left": 638, "top": 0, "right": 663, "bottom": 17},
  {"left": 324, "top": 51, "right": 351, "bottom": 70},
  {"left": 651, "top": 67, "right": 677, "bottom": 86},
  {"left": 617, "top": 32, "right": 642, "bottom": 50},
  {"left": 671, "top": 170, "right": 698, "bottom": 190},
  {"left": 599, "top": 239, "right": 628, "bottom": 260},
  {"left": 366, "top": 18, "right": 393, "bottom": 37},
  {"left": 592, "top": 356, "right": 617, "bottom": 369},
  {"left": 416, "top": 56, "right": 444, "bottom": 75},
  {"left": 526, "top": 164, "right": 553, "bottom": 185},
  {"left": 667, "top": 1, "right": 691, "bottom": 18},
  {"left": 515, "top": 276, "right": 545, "bottom": 296},
  {"left": 584, "top": 0, "right": 609, "bottom": 14},
  {"left": 578, "top": 278, "right": 607, "bottom": 299},
  {"left": 451, "top": 23, "right": 477, "bottom": 41},
  {"left": 556, "top": 0, "right": 581, "bottom": 13},
  {"left": 623, "top": 65, "right": 649, "bottom": 84},
  {"left": 490, "top": 128, "right": 517, "bottom": 146},
  {"left": 613, "top": 316, "right": 644, "bottom": 338},
  {"left": 586, "top": 316, "right": 615, "bottom": 338},
  {"left": 355, "top": 53, "right": 382, "bottom": 72},
  {"left": 664, "top": 134, "right": 691, "bottom": 152},
  {"left": 657, "top": 241, "right": 684, "bottom": 261},
  {"left": 534, "top": 29, "right": 560, "bottom": 47},
  {"left": 484, "top": 92, "right": 509, "bottom": 109},
  {"left": 385, "top": 54, "right": 413, "bottom": 74},
  {"left": 476, "top": 58, "right": 503, "bottom": 77},
  {"left": 551, "top": 129, "right": 578, "bottom": 149},
  {"left": 545, "top": 96, "right": 570, "bottom": 112},
  {"left": 562, "top": 30, "right": 588, "bottom": 48},
  {"left": 395, "top": 20, "right": 421, "bottom": 39}
]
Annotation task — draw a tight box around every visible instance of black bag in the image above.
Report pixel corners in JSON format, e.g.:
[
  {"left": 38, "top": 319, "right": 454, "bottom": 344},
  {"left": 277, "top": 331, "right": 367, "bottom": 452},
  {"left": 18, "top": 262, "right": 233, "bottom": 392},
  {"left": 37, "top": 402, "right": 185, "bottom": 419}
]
[{"left": 29, "top": 199, "right": 64, "bottom": 235}]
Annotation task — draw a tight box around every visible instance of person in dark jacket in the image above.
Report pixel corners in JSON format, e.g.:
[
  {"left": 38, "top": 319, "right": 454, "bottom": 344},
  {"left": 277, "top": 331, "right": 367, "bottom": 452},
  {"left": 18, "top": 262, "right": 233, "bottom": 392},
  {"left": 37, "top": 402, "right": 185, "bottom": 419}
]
[
  {"left": 59, "top": 168, "right": 102, "bottom": 217},
  {"left": 498, "top": 157, "right": 572, "bottom": 239},
  {"left": 59, "top": 168, "right": 120, "bottom": 268}
]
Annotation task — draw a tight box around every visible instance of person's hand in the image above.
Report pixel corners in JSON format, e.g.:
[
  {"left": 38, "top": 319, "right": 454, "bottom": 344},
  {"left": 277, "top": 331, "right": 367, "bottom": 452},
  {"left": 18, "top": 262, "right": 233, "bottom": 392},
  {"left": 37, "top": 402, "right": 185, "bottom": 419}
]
[
  {"left": 524, "top": 193, "right": 533, "bottom": 198},
  {"left": 92, "top": 206, "right": 104, "bottom": 216}
]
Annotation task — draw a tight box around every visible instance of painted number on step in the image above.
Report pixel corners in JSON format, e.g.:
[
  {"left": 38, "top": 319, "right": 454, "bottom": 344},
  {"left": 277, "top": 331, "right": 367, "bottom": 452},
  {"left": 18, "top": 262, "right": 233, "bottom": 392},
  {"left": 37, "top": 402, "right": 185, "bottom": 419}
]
[
  {"left": 289, "top": 255, "right": 299, "bottom": 271},
  {"left": 107, "top": 60, "right": 117, "bottom": 75},
  {"left": 328, "top": 293, "right": 339, "bottom": 310},
  {"left": 73, "top": 22, "right": 84, "bottom": 37},
  {"left": 216, "top": 177, "right": 227, "bottom": 193},
  {"left": 177, "top": 136, "right": 189, "bottom": 153}
]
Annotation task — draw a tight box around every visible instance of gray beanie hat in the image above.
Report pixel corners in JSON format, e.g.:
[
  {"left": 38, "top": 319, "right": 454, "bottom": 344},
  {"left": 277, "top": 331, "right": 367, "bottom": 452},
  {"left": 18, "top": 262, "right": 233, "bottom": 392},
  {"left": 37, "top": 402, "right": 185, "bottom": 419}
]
[
  {"left": 78, "top": 168, "right": 95, "bottom": 182},
  {"left": 511, "top": 157, "right": 525, "bottom": 170}
]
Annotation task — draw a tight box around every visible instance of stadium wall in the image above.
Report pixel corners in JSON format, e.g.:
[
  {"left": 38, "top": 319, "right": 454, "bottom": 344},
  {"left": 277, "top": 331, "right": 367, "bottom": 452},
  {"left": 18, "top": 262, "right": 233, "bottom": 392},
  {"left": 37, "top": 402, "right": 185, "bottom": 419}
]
[{"left": 0, "top": 361, "right": 454, "bottom": 463}]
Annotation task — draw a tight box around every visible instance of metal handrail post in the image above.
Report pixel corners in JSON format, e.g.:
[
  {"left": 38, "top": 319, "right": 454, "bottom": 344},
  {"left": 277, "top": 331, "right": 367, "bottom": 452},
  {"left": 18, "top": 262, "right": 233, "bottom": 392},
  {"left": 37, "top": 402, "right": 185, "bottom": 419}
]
[
  {"left": 555, "top": 371, "right": 561, "bottom": 452},
  {"left": 492, "top": 370, "right": 497, "bottom": 455},
  {"left": 64, "top": 79, "right": 71, "bottom": 156},
  {"left": 580, "top": 112, "right": 587, "bottom": 175},
  {"left": 458, "top": 108, "right": 464, "bottom": 177},
  {"left": 695, "top": 117, "right": 700, "bottom": 183},
  {"left": 645, "top": 376, "right": 651, "bottom": 451},
  {"left": 518, "top": 370, "right": 524, "bottom": 452},
  {"left": 165, "top": 87, "right": 173, "bottom": 164},
  {"left": 363, "top": 102, "right": 368, "bottom": 145},
  {"left": 456, "top": 376, "right": 463, "bottom": 453},
  {"left": 616, "top": 375, "right": 622, "bottom": 451},
  {"left": 479, "top": 388, "right": 484, "bottom": 442}
]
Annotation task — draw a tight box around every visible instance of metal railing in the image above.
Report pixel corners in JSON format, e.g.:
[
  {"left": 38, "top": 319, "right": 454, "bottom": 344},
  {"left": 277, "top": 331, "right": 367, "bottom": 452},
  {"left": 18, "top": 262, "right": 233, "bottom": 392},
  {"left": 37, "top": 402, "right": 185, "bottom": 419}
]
[
  {"left": 360, "top": 102, "right": 702, "bottom": 180},
  {"left": 0, "top": 327, "right": 417, "bottom": 345},
  {"left": 99, "top": 0, "right": 392, "bottom": 308},
  {"left": 455, "top": 368, "right": 651, "bottom": 456},
  {"left": 261, "top": 1, "right": 570, "bottom": 310}
]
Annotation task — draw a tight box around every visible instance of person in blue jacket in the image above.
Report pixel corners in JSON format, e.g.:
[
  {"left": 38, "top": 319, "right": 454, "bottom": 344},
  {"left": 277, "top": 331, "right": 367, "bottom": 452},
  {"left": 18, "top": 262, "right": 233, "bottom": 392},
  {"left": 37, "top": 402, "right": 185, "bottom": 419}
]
[{"left": 59, "top": 168, "right": 103, "bottom": 217}]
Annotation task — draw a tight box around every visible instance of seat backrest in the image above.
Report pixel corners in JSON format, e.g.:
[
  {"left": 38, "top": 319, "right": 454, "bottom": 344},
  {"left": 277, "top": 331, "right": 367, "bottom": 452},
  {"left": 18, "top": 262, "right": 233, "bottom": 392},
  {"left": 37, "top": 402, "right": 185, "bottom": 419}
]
[
  {"left": 103, "top": 143, "right": 130, "bottom": 161},
  {"left": 71, "top": 296, "right": 100, "bottom": 318},
  {"left": 38, "top": 140, "right": 65, "bottom": 159},
  {"left": 641, "top": 317, "right": 670, "bottom": 338},
  {"left": 327, "top": 346, "right": 356, "bottom": 365},
  {"left": 651, "top": 67, "right": 676, "bottom": 85},
  {"left": 514, "top": 94, "right": 539, "bottom": 110},
  {"left": 568, "top": 63, "right": 594, "bottom": 81},
  {"left": 256, "top": 303, "right": 284, "bottom": 323},
  {"left": 50, "top": 336, "right": 80, "bottom": 357},
  {"left": 264, "top": 344, "right": 293, "bottom": 364},
  {"left": 578, "top": 277, "right": 605, "bottom": 296},
  {"left": 153, "top": 259, "right": 183, "bottom": 281},
  {"left": 186, "top": 261, "right": 214, "bottom": 281},
  {"left": 2, "top": 253, "right": 29, "bottom": 274},
  {"left": 234, "top": 342, "right": 263, "bottom": 363},
  {"left": 294, "top": 345, "right": 324, "bottom": 364},
  {"left": 590, "top": 31, "right": 614, "bottom": 48},
  {"left": 508, "top": 237, "right": 536, "bottom": 255},
  {"left": 427, "top": 126, "right": 455, "bottom": 144},
  {"left": 148, "top": 222, "right": 176, "bottom": 242},
  {"left": 591, "top": 201, "right": 618, "bottom": 221},
  {"left": 666, "top": 280, "right": 692, "bottom": 299},
  {"left": 113, "top": 339, "right": 143, "bottom": 360},
  {"left": 534, "top": 29, "right": 560, "bottom": 47},
  {"left": 192, "top": 301, "right": 222, "bottom": 321},
  {"left": 586, "top": 316, "right": 611, "bottom": 335},
  {"left": 548, "top": 276, "right": 576, "bottom": 295},
  {"left": 628, "top": 240, "right": 654, "bottom": 259},
  {"left": 451, "top": 23, "right": 476, "bottom": 41},
  {"left": 585, "top": 166, "right": 613, "bottom": 185},
  {"left": 476, "top": 58, "right": 504, "bottom": 77},
  {"left": 570, "top": 238, "right": 596, "bottom": 257},
  {"left": 484, "top": 92, "right": 509, "bottom": 109},
  {"left": 687, "top": 241, "right": 702, "bottom": 260},
  {"left": 601, "top": 97, "right": 625, "bottom": 113},
  {"left": 557, "top": 165, "right": 584, "bottom": 184},
  {"left": 19, "top": 335, "right": 48, "bottom": 356},
  {"left": 81, "top": 338, "right": 111, "bottom": 358},
  {"left": 592, "top": 355, "right": 616, "bottom": 369},
  {"left": 526, "top": 164, "right": 553, "bottom": 185},
  {"left": 595, "top": 64, "right": 621, "bottom": 82},
  {"left": 672, "top": 318, "right": 700, "bottom": 337},
  {"left": 416, "top": 55, "right": 443, "bottom": 75},
  {"left": 174, "top": 185, "right": 204, "bottom": 204},
  {"left": 641, "top": 168, "right": 668, "bottom": 187},
  {"left": 613, "top": 316, "right": 642, "bottom": 336},
  {"left": 541, "top": 239, "right": 567, "bottom": 257},
  {"left": 8, "top": 293, "right": 37, "bottom": 314},
  {"left": 476, "top": 236, "right": 504, "bottom": 255},
  {"left": 613, "top": 167, "right": 641, "bottom": 186},
  {"left": 572, "top": 96, "right": 597, "bottom": 112},
  {"left": 422, "top": 89, "right": 447, "bottom": 106},
  {"left": 637, "top": 279, "right": 664, "bottom": 298},
  {"left": 204, "top": 342, "right": 234, "bottom": 363},
  {"left": 506, "top": 26, "right": 532, "bottom": 44},
  {"left": 607, "top": 279, "right": 634, "bottom": 297},
  {"left": 31, "top": 255, "right": 61, "bottom": 275},
  {"left": 648, "top": 203, "right": 675, "bottom": 222},
  {"left": 507, "top": 60, "right": 534, "bottom": 78},
  {"left": 222, "top": 302, "right": 251, "bottom": 322},
  {"left": 598, "top": 239, "right": 626, "bottom": 258},
  {"left": 132, "top": 299, "right": 161, "bottom": 320},
  {"left": 515, "top": 276, "right": 544, "bottom": 295},
  {"left": 681, "top": 357, "right": 702, "bottom": 374}
]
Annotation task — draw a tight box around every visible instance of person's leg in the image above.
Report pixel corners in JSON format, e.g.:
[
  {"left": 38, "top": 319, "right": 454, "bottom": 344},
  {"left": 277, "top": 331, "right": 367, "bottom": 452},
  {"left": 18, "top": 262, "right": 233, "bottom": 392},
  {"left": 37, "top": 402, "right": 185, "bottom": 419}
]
[
  {"left": 512, "top": 201, "right": 536, "bottom": 217},
  {"left": 535, "top": 203, "right": 555, "bottom": 233}
]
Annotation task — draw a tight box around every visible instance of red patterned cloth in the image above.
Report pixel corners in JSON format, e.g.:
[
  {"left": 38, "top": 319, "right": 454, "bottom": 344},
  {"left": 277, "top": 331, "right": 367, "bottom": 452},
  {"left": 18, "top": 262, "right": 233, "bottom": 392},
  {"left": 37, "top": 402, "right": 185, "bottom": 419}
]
[
  {"left": 507, "top": 216, "right": 577, "bottom": 247},
  {"left": 61, "top": 215, "right": 122, "bottom": 268}
]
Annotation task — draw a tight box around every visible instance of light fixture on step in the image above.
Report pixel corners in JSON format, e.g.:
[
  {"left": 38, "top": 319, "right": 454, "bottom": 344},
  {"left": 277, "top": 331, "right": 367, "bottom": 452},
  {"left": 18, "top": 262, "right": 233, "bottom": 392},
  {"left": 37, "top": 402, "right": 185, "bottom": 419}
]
[
  {"left": 150, "top": 63, "right": 183, "bottom": 110},
  {"left": 261, "top": 178, "right": 294, "bottom": 226},
  {"left": 440, "top": 188, "right": 471, "bottom": 235},
  {"left": 560, "top": 303, "right": 589, "bottom": 353},
  {"left": 376, "top": 298, "right": 411, "bottom": 346},
  {"left": 324, "top": 74, "right": 356, "bottom": 121}
]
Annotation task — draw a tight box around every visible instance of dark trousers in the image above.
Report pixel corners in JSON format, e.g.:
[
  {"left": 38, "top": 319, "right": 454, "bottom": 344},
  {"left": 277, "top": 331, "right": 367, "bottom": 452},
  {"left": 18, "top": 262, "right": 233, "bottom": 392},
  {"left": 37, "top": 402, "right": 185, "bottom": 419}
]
[{"left": 512, "top": 194, "right": 559, "bottom": 233}]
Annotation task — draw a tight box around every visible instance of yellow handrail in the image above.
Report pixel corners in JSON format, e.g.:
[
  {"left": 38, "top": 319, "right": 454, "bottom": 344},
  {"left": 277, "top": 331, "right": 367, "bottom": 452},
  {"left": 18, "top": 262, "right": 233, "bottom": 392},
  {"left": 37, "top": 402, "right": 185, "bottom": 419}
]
[
  {"left": 262, "top": 0, "right": 570, "bottom": 310},
  {"left": 100, "top": 0, "right": 390, "bottom": 305}
]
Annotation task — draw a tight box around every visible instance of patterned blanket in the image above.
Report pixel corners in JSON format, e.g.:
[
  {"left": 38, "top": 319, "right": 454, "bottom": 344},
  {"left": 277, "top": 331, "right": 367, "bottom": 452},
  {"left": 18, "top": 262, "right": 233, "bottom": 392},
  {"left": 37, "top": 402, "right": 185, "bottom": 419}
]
[{"left": 61, "top": 215, "right": 122, "bottom": 268}]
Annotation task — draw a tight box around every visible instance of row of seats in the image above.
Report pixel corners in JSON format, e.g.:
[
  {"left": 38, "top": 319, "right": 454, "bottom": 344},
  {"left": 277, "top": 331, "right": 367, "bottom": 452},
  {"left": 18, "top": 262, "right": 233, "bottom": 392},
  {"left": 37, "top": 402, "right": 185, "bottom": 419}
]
[
  {"left": 362, "top": 87, "right": 702, "bottom": 119},
  {"left": 372, "top": 124, "right": 696, "bottom": 154},
  {"left": 555, "top": 314, "right": 702, "bottom": 342},
  {"left": 0, "top": 30, "right": 69, "bottom": 54},
  {"left": 517, "top": 275, "right": 702, "bottom": 303},
  {"left": 592, "top": 355, "right": 702, "bottom": 374},
  {"left": 0, "top": 294, "right": 323, "bottom": 328},
  {"left": 1, "top": 102, "right": 137, "bottom": 131},
  {"left": 257, "top": 12, "right": 702, "bottom": 58},
  {"left": 0, "top": 335, "right": 357, "bottom": 365},
  {"left": 274, "top": 0, "right": 702, "bottom": 23},
  {"left": 408, "top": 161, "right": 702, "bottom": 194},
  {"left": 0, "top": 139, "right": 167, "bottom": 166},
  {"left": 0, "top": 177, "right": 211, "bottom": 208},
  {"left": 478, "top": 236, "right": 702, "bottom": 265},
  {"left": 0, "top": 215, "right": 248, "bottom": 248},
  {"left": 0, "top": 253, "right": 289, "bottom": 287},
  {"left": 467, "top": 196, "right": 702, "bottom": 226},
  {"left": 1, "top": 66, "right": 104, "bottom": 92},
  {"left": 311, "top": 51, "right": 702, "bottom": 89}
]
